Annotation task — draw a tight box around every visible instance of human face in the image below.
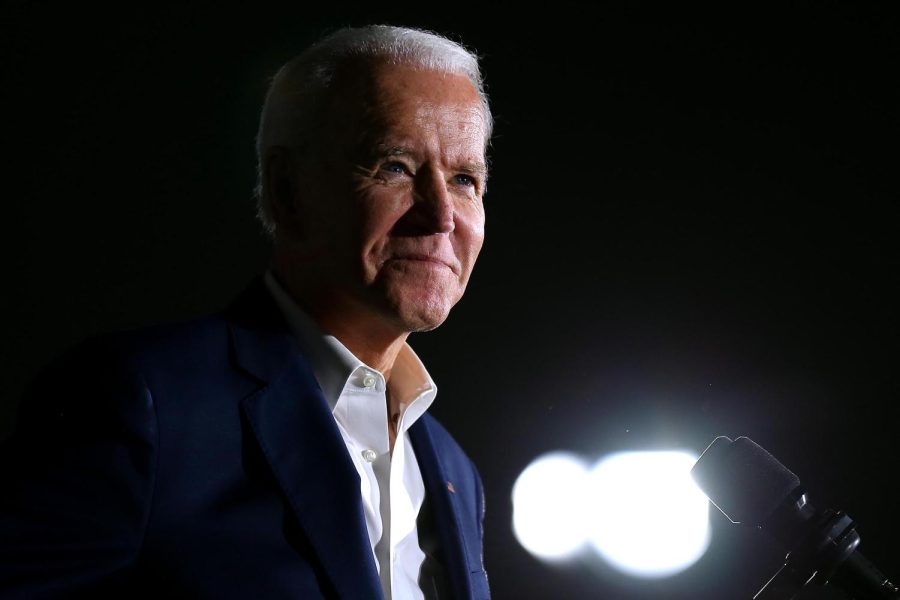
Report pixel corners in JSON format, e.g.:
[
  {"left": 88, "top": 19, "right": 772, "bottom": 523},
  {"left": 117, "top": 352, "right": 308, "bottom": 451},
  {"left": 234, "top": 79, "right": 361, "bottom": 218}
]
[{"left": 299, "top": 62, "right": 488, "bottom": 333}]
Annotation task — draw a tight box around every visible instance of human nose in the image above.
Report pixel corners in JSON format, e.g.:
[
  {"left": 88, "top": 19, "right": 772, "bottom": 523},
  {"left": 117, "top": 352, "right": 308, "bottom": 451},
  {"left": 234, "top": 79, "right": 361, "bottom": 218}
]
[{"left": 412, "top": 168, "right": 455, "bottom": 234}]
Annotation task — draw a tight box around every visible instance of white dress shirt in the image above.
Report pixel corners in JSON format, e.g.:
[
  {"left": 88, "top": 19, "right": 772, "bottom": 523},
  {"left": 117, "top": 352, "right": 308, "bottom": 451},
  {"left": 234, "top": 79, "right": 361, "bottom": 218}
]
[{"left": 264, "top": 272, "right": 436, "bottom": 600}]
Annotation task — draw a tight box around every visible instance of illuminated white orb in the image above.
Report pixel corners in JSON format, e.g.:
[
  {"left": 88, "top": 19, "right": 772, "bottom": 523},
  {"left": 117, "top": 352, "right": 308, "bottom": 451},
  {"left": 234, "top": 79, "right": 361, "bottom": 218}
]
[
  {"left": 511, "top": 452, "right": 590, "bottom": 560},
  {"left": 586, "top": 451, "right": 710, "bottom": 577}
]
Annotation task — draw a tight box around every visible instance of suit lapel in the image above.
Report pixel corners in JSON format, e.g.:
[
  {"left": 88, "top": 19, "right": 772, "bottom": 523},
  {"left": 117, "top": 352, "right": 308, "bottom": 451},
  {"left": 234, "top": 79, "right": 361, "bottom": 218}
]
[
  {"left": 227, "top": 280, "right": 382, "bottom": 600},
  {"left": 410, "top": 417, "right": 475, "bottom": 600}
]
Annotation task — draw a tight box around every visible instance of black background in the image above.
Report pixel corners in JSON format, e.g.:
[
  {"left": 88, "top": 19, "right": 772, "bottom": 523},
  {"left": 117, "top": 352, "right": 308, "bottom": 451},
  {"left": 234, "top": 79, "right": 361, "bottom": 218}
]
[{"left": 2, "top": 3, "right": 898, "bottom": 599}]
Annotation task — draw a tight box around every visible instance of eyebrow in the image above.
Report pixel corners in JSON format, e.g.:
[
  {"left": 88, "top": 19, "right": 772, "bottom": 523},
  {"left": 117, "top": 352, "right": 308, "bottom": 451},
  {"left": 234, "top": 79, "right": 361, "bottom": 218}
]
[
  {"left": 373, "top": 144, "right": 416, "bottom": 159},
  {"left": 456, "top": 161, "right": 489, "bottom": 177}
]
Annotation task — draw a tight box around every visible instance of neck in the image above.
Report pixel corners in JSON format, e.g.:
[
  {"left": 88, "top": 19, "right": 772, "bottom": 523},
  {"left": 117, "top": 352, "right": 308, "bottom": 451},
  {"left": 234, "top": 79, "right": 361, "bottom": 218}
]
[
  {"left": 313, "top": 306, "right": 408, "bottom": 379},
  {"left": 271, "top": 262, "right": 408, "bottom": 379}
]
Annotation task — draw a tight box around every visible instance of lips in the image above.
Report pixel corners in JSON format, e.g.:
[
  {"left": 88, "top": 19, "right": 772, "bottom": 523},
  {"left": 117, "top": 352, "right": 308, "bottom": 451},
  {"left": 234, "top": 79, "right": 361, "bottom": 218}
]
[{"left": 389, "top": 253, "right": 458, "bottom": 274}]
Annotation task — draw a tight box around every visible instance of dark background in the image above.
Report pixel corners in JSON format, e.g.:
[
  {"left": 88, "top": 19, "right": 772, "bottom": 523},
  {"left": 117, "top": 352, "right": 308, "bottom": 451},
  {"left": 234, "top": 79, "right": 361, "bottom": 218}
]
[{"left": 2, "top": 3, "right": 898, "bottom": 598}]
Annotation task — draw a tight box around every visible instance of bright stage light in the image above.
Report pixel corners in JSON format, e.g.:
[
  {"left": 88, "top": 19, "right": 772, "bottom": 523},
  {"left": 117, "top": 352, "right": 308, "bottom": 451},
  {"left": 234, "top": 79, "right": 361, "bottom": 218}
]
[
  {"left": 586, "top": 451, "right": 710, "bottom": 578},
  {"left": 511, "top": 452, "right": 590, "bottom": 560}
]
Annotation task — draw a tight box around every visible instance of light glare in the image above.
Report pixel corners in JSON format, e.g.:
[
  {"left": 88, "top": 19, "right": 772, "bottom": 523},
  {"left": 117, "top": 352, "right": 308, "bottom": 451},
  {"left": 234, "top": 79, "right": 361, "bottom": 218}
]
[
  {"left": 587, "top": 451, "right": 710, "bottom": 577},
  {"left": 511, "top": 452, "right": 590, "bottom": 560},
  {"left": 512, "top": 449, "right": 711, "bottom": 578}
]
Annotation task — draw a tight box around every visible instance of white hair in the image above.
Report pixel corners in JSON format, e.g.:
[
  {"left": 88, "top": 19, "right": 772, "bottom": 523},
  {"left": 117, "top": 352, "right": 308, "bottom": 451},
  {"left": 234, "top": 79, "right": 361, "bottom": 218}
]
[{"left": 254, "top": 25, "right": 493, "bottom": 236}]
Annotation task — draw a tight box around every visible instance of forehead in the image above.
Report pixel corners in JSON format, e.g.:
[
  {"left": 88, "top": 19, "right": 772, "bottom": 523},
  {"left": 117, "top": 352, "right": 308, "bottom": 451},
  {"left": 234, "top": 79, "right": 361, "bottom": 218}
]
[{"left": 328, "top": 61, "right": 487, "bottom": 157}]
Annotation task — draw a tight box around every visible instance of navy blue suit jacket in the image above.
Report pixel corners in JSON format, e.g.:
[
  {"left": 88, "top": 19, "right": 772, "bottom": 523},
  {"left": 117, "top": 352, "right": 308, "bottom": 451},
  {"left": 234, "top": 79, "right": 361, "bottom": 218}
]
[{"left": 0, "top": 279, "right": 489, "bottom": 599}]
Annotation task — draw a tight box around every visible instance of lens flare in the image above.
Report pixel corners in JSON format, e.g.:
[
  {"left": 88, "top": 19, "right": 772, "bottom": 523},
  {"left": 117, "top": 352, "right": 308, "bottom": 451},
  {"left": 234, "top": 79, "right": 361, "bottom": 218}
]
[
  {"left": 512, "top": 450, "right": 710, "bottom": 577},
  {"left": 586, "top": 451, "right": 710, "bottom": 577},
  {"left": 511, "top": 452, "right": 591, "bottom": 560}
]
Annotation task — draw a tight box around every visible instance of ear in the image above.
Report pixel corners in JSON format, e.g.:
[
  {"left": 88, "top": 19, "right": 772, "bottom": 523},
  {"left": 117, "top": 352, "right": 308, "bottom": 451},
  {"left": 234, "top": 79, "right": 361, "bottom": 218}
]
[{"left": 263, "top": 146, "right": 305, "bottom": 239}]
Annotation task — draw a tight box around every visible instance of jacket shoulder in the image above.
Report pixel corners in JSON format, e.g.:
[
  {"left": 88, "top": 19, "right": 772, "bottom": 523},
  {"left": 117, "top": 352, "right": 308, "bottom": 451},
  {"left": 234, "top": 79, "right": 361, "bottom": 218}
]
[
  {"left": 14, "top": 315, "right": 229, "bottom": 419},
  {"left": 88, "top": 315, "right": 231, "bottom": 369}
]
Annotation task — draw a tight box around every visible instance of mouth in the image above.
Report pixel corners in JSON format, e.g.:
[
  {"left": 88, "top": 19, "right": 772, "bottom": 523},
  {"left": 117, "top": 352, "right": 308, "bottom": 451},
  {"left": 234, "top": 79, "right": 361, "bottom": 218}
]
[{"left": 389, "top": 254, "right": 458, "bottom": 274}]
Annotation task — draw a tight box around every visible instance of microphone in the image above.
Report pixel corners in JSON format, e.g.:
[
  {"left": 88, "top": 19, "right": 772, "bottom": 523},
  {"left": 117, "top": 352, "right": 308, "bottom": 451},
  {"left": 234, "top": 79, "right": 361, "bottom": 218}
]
[{"left": 690, "top": 436, "right": 899, "bottom": 599}]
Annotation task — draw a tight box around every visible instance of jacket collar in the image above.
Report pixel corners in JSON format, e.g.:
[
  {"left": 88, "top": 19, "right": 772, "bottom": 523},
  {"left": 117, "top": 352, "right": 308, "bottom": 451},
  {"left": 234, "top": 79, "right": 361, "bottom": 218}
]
[
  {"left": 226, "top": 278, "right": 383, "bottom": 599},
  {"left": 224, "top": 278, "right": 477, "bottom": 599}
]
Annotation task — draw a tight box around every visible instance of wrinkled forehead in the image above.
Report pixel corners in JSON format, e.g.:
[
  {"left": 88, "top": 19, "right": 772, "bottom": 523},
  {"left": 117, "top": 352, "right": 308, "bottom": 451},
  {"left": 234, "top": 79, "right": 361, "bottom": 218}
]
[{"left": 323, "top": 59, "right": 488, "bottom": 149}]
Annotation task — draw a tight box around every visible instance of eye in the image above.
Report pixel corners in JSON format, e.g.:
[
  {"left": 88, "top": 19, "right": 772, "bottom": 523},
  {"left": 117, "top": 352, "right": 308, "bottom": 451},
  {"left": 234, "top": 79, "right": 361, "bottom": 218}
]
[
  {"left": 453, "top": 173, "right": 476, "bottom": 187},
  {"left": 380, "top": 161, "right": 409, "bottom": 176}
]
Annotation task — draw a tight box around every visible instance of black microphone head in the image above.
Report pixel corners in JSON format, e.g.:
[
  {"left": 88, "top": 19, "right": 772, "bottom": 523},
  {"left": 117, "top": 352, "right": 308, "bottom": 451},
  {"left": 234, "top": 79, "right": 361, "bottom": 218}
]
[{"left": 691, "top": 436, "right": 801, "bottom": 525}]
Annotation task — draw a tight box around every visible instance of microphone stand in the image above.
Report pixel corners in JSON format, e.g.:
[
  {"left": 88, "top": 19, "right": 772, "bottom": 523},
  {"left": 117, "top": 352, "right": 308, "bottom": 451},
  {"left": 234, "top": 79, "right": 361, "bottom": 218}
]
[
  {"left": 754, "top": 493, "right": 898, "bottom": 599},
  {"left": 691, "top": 436, "right": 899, "bottom": 600}
]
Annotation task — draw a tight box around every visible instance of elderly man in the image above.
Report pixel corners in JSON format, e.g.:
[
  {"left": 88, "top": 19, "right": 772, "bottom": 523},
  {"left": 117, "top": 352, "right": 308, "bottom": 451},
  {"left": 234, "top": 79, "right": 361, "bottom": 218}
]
[{"left": 0, "top": 26, "right": 491, "bottom": 599}]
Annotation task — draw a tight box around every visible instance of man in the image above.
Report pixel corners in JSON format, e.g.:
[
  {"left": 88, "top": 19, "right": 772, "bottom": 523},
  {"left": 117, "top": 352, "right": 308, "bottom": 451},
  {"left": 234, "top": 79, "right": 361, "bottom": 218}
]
[{"left": 0, "top": 25, "right": 491, "bottom": 599}]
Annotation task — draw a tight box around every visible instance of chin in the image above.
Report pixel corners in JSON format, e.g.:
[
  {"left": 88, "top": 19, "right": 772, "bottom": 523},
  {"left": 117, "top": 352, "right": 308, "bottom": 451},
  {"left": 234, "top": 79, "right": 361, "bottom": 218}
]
[
  {"left": 376, "top": 276, "right": 463, "bottom": 333},
  {"left": 386, "top": 291, "right": 460, "bottom": 333},
  {"left": 393, "top": 302, "right": 453, "bottom": 332},
  {"left": 406, "top": 314, "right": 449, "bottom": 333}
]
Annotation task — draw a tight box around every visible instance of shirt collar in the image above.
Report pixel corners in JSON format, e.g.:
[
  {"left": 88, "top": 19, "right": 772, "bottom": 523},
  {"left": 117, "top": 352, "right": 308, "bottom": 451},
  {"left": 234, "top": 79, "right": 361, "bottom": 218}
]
[{"left": 263, "top": 270, "right": 437, "bottom": 423}]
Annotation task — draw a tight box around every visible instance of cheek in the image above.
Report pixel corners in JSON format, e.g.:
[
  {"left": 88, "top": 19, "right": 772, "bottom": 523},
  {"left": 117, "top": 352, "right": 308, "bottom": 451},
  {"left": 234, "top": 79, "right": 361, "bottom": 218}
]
[
  {"left": 455, "top": 211, "right": 486, "bottom": 272},
  {"left": 463, "top": 205, "right": 486, "bottom": 251},
  {"left": 358, "top": 195, "right": 412, "bottom": 258}
]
